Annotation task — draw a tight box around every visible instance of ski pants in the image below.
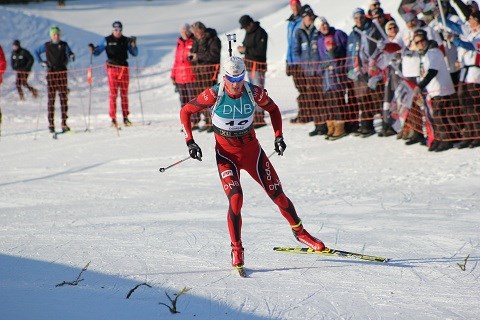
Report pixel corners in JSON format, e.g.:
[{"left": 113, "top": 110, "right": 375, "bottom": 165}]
[
  {"left": 107, "top": 65, "right": 130, "bottom": 120},
  {"left": 215, "top": 140, "right": 302, "bottom": 244},
  {"left": 47, "top": 71, "right": 68, "bottom": 127}
]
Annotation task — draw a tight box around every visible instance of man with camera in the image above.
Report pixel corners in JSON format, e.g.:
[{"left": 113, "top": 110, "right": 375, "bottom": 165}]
[
  {"left": 89, "top": 21, "right": 138, "bottom": 127},
  {"left": 238, "top": 14, "right": 268, "bottom": 128}
]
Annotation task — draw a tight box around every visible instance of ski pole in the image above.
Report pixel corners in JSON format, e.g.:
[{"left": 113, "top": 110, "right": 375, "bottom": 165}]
[
  {"left": 86, "top": 52, "right": 93, "bottom": 132},
  {"left": 135, "top": 56, "right": 145, "bottom": 125},
  {"left": 159, "top": 156, "right": 191, "bottom": 172}
]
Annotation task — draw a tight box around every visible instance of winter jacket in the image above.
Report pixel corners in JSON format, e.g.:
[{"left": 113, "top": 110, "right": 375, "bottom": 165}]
[
  {"left": 286, "top": 14, "right": 302, "bottom": 64},
  {"left": 293, "top": 22, "right": 321, "bottom": 76},
  {"left": 11, "top": 47, "right": 34, "bottom": 72},
  {"left": 93, "top": 34, "right": 138, "bottom": 67},
  {"left": 346, "top": 20, "right": 377, "bottom": 75},
  {"left": 242, "top": 21, "right": 268, "bottom": 72},
  {"left": 317, "top": 27, "right": 348, "bottom": 61},
  {"left": 170, "top": 35, "right": 196, "bottom": 84},
  {"left": 317, "top": 28, "right": 348, "bottom": 92},
  {"left": 0, "top": 46, "right": 6, "bottom": 81},
  {"left": 190, "top": 28, "right": 221, "bottom": 65},
  {"left": 35, "top": 40, "right": 74, "bottom": 72}
]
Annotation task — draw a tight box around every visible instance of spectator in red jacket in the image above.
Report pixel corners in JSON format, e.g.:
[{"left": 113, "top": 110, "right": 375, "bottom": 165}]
[
  {"left": 0, "top": 45, "right": 6, "bottom": 86},
  {"left": 0, "top": 44, "right": 6, "bottom": 132},
  {"left": 171, "top": 23, "right": 198, "bottom": 128}
]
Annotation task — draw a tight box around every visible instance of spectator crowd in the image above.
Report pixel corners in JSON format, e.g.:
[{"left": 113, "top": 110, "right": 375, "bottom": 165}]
[{"left": 1, "top": 0, "right": 480, "bottom": 152}]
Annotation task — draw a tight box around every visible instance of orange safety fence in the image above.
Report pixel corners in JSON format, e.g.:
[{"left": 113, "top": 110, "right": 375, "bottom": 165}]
[{"left": 1, "top": 57, "right": 480, "bottom": 143}]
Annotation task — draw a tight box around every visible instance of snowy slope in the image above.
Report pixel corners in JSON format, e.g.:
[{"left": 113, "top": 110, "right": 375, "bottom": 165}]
[{"left": 1, "top": 1, "right": 480, "bottom": 319}]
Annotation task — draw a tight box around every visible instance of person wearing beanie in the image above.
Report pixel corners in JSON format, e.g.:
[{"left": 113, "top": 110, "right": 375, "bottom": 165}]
[
  {"left": 291, "top": 4, "right": 318, "bottom": 127},
  {"left": 286, "top": 0, "right": 303, "bottom": 122},
  {"left": 346, "top": 7, "right": 382, "bottom": 137},
  {"left": 188, "top": 21, "right": 222, "bottom": 133},
  {"left": 315, "top": 16, "right": 349, "bottom": 140},
  {"left": 237, "top": 14, "right": 268, "bottom": 128},
  {"left": 179, "top": 56, "right": 326, "bottom": 274},
  {"left": 89, "top": 21, "right": 138, "bottom": 128},
  {"left": 35, "top": 25, "right": 75, "bottom": 134},
  {"left": 11, "top": 39, "right": 38, "bottom": 101}
]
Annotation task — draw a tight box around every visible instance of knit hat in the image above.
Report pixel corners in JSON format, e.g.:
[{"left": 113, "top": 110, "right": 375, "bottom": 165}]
[
  {"left": 300, "top": 4, "right": 314, "bottom": 17},
  {"left": 352, "top": 8, "right": 365, "bottom": 17},
  {"left": 290, "top": 0, "right": 301, "bottom": 5},
  {"left": 404, "top": 12, "right": 416, "bottom": 22},
  {"left": 385, "top": 20, "right": 398, "bottom": 32},
  {"left": 314, "top": 16, "right": 328, "bottom": 30},
  {"left": 112, "top": 21, "right": 123, "bottom": 29},
  {"left": 12, "top": 39, "right": 20, "bottom": 47},
  {"left": 49, "top": 26, "right": 61, "bottom": 37}
]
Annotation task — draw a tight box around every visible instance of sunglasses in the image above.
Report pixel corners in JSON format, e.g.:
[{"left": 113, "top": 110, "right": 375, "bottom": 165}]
[
  {"left": 387, "top": 25, "right": 398, "bottom": 30},
  {"left": 225, "top": 73, "right": 245, "bottom": 83}
]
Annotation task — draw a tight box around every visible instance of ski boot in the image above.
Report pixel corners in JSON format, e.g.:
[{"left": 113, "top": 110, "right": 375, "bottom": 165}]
[
  {"left": 231, "top": 241, "right": 244, "bottom": 267},
  {"left": 292, "top": 225, "right": 325, "bottom": 251}
]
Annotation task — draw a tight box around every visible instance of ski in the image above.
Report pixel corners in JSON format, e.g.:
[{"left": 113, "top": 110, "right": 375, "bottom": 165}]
[
  {"left": 235, "top": 265, "right": 247, "bottom": 278},
  {"left": 273, "top": 247, "right": 390, "bottom": 263},
  {"left": 52, "top": 130, "right": 75, "bottom": 139},
  {"left": 126, "top": 121, "right": 152, "bottom": 127}
]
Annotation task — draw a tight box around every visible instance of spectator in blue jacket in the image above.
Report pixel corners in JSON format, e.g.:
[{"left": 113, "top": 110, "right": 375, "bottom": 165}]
[
  {"left": 286, "top": 0, "right": 307, "bottom": 124},
  {"left": 293, "top": 4, "right": 321, "bottom": 130}
]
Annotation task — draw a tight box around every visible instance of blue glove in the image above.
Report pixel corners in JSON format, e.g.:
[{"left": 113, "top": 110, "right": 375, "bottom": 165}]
[
  {"left": 187, "top": 139, "right": 202, "bottom": 161},
  {"left": 274, "top": 136, "right": 286, "bottom": 156}
]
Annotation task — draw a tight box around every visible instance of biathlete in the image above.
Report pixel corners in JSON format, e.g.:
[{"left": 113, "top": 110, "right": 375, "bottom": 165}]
[{"left": 179, "top": 56, "right": 325, "bottom": 269}]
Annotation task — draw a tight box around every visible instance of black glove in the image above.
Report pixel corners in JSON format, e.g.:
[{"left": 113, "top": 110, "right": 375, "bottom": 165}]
[
  {"left": 274, "top": 136, "right": 286, "bottom": 156},
  {"left": 187, "top": 139, "right": 202, "bottom": 161},
  {"left": 69, "top": 53, "right": 75, "bottom": 62},
  {"left": 130, "top": 36, "right": 137, "bottom": 46},
  {"left": 88, "top": 43, "right": 95, "bottom": 53},
  {"left": 286, "top": 63, "right": 296, "bottom": 77}
]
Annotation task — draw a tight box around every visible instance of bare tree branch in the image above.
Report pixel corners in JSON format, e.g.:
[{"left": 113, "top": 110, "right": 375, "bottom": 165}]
[
  {"left": 55, "top": 261, "right": 91, "bottom": 287},
  {"left": 159, "top": 287, "right": 190, "bottom": 314},
  {"left": 126, "top": 282, "right": 152, "bottom": 299}
]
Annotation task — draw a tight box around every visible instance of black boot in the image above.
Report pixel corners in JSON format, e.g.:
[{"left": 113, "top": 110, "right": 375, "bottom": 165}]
[{"left": 405, "top": 131, "right": 424, "bottom": 145}]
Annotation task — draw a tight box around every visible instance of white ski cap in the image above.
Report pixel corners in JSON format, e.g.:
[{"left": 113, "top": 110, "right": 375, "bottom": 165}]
[{"left": 223, "top": 56, "right": 246, "bottom": 78}]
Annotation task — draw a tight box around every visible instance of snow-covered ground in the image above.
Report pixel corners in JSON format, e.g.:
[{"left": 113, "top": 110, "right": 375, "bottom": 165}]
[{"left": 1, "top": 1, "right": 479, "bottom": 319}]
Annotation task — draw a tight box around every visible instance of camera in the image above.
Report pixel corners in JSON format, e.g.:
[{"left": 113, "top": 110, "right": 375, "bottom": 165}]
[{"left": 226, "top": 33, "right": 236, "bottom": 43}]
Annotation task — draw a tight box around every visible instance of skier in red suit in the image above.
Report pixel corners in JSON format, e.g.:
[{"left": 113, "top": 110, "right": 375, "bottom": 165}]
[{"left": 180, "top": 56, "right": 325, "bottom": 270}]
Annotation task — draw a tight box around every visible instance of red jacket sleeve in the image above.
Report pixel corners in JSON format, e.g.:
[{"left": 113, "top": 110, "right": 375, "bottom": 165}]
[
  {"left": 0, "top": 46, "right": 6, "bottom": 78},
  {"left": 180, "top": 87, "right": 217, "bottom": 141},
  {"left": 253, "top": 85, "right": 283, "bottom": 138}
]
